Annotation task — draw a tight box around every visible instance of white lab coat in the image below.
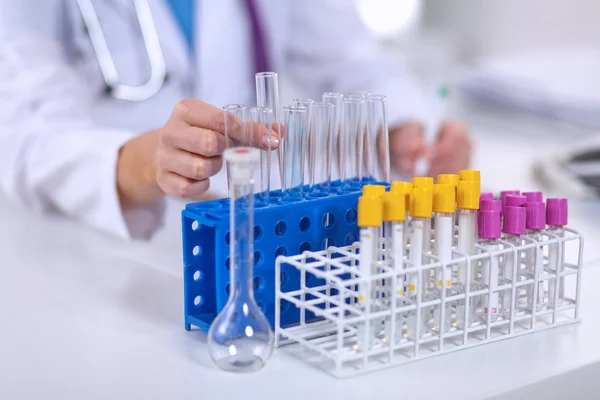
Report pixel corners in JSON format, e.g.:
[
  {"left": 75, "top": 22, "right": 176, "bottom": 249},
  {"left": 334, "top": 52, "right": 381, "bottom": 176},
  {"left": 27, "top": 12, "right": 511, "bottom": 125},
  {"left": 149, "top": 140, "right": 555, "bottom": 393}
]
[{"left": 0, "top": 0, "right": 428, "bottom": 240}]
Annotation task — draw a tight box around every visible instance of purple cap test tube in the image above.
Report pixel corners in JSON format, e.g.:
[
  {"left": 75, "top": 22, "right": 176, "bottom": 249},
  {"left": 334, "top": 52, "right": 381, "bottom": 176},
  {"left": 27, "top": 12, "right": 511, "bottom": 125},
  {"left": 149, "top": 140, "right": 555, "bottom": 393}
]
[
  {"left": 480, "top": 199, "right": 502, "bottom": 212},
  {"left": 546, "top": 198, "right": 568, "bottom": 226},
  {"left": 523, "top": 191, "right": 543, "bottom": 203},
  {"left": 500, "top": 191, "right": 520, "bottom": 215},
  {"left": 478, "top": 210, "right": 501, "bottom": 239},
  {"left": 526, "top": 202, "right": 546, "bottom": 230},
  {"left": 503, "top": 206, "right": 526, "bottom": 235}
]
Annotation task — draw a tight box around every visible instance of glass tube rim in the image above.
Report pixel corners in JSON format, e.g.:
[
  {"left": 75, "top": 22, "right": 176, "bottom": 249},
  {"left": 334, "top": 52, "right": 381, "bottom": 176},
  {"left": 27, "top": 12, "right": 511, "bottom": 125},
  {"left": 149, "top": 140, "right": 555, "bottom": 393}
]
[
  {"left": 323, "top": 92, "right": 344, "bottom": 99},
  {"left": 293, "top": 98, "right": 316, "bottom": 105},
  {"left": 343, "top": 97, "right": 365, "bottom": 105},
  {"left": 313, "top": 101, "right": 334, "bottom": 109},
  {"left": 223, "top": 104, "right": 246, "bottom": 111},
  {"left": 250, "top": 106, "right": 274, "bottom": 114},
  {"left": 255, "top": 71, "right": 278, "bottom": 78},
  {"left": 367, "top": 94, "right": 387, "bottom": 102},
  {"left": 284, "top": 105, "right": 308, "bottom": 113}
]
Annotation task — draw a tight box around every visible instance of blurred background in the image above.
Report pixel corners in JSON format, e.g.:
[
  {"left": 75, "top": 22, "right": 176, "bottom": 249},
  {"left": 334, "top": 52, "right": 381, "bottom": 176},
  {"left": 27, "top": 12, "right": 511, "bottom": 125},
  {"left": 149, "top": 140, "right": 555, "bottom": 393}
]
[{"left": 339, "top": 0, "right": 600, "bottom": 197}]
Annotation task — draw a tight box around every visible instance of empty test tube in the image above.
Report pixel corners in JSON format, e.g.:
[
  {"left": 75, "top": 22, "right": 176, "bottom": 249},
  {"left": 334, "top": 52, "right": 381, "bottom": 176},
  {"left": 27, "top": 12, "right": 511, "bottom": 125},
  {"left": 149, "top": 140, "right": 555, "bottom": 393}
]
[
  {"left": 282, "top": 105, "right": 308, "bottom": 197},
  {"left": 323, "top": 93, "right": 344, "bottom": 183},
  {"left": 357, "top": 194, "right": 383, "bottom": 350},
  {"left": 412, "top": 177, "right": 434, "bottom": 256},
  {"left": 343, "top": 97, "right": 366, "bottom": 183},
  {"left": 294, "top": 98, "right": 315, "bottom": 188},
  {"left": 255, "top": 72, "right": 283, "bottom": 183},
  {"left": 223, "top": 104, "right": 247, "bottom": 192},
  {"left": 309, "top": 102, "right": 333, "bottom": 194},
  {"left": 366, "top": 95, "right": 391, "bottom": 182},
  {"left": 249, "top": 107, "right": 274, "bottom": 204}
]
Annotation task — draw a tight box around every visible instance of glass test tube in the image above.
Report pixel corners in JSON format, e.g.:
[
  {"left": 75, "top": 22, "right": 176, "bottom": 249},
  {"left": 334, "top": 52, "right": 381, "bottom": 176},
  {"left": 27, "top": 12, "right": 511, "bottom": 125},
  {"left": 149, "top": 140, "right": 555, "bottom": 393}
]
[
  {"left": 207, "top": 147, "right": 274, "bottom": 372},
  {"left": 343, "top": 97, "right": 366, "bottom": 184},
  {"left": 501, "top": 206, "right": 526, "bottom": 319},
  {"left": 294, "top": 98, "right": 315, "bottom": 192},
  {"left": 255, "top": 72, "right": 283, "bottom": 184},
  {"left": 382, "top": 191, "right": 406, "bottom": 342},
  {"left": 546, "top": 198, "right": 568, "bottom": 307},
  {"left": 309, "top": 102, "right": 333, "bottom": 193},
  {"left": 407, "top": 187, "right": 433, "bottom": 339},
  {"left": 356, "top": 194, "right": 383, "bottom": 350},
  {"left": 223, "top": 104, "right": 247, "bottom": 193},
  {"left": 478, "top": 201, "right": 502, "bottom": 323},
  {"left": 525, "top": 201, "right": 546, "bottom": 311},
  {"left": 282, "top": 105, "right": 308, "bottom": 197},
  {"left": 323, "top": 93, "right": 344, "bottom": 183},
  {"left": 433, "top": 183, "right": 455, "bottom": 332},
  {"left": 367, "top": 95, "right": 391, "bottom": 183},
  {"left": 249, "top": 107, "right": 274, "bottom": 204},
  {"left": 456, "top": 180, "right": 480, "bottom": 327}
]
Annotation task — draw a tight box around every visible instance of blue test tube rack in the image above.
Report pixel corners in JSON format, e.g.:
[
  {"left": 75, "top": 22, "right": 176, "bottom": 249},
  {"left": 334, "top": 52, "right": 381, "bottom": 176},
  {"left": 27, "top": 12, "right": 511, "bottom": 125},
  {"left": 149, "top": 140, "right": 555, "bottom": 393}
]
[{"left": 182, "top": 180, "right": 387, "bottom": 332}]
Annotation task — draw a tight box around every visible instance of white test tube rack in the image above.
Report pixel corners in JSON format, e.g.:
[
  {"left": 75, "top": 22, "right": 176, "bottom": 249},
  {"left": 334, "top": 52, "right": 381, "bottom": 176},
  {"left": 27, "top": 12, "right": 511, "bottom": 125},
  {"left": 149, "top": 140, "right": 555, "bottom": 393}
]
[{"left": 274, "top": 227, "right": 584, "bottom": 378}]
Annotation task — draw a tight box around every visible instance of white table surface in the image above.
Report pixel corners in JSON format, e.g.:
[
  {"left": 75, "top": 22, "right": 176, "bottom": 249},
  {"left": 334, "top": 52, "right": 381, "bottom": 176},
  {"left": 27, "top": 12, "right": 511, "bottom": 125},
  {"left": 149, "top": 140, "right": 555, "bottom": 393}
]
[{"left": 2, "top": 101, "right": 600, "bottom": 400}]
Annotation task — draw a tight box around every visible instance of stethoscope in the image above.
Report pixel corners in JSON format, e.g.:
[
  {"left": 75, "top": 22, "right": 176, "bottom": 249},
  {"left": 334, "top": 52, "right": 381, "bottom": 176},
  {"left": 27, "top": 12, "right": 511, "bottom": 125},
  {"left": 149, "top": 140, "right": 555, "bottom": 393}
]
[{"left": 76, "top": 0, "right": 269, "bottom": 102}]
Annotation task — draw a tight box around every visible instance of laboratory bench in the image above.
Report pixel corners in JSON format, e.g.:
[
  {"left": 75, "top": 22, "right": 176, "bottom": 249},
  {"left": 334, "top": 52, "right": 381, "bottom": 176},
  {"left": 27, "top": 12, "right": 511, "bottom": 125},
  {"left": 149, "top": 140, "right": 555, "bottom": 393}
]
[{"left": 1, "top": 104, "right": 600, "bottom": 399}]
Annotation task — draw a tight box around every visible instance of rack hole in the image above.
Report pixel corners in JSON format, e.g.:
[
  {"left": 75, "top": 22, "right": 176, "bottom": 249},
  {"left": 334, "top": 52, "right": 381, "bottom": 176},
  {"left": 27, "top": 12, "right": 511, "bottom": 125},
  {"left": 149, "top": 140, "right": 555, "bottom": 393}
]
[
  {"left": 194, "top": 296, "right": 203, "bottom": 307},
  {"left": 191, "top": 220, "right": 199, "bottom": 231},
  {"left": 275, "top": 221, "right": 287, "bottom": 236},
  {"left": 254, "top": 251, "right": 263, "bottom": 266},
  {"left": 253, "top": 276, "right": 264, "bottom": 292},
  {"left": 193, "top": 271, "right": 203, "bottom": 281},
  {"left": 275, "top": 246, "right": 288, "bottom": 257},
  {"left": 254, "top": 225, "right": 263, "bottom": 240},
  {"left": 345, "top": 233, "right": 358, "bottom": 245},
  {"left": 225, "top": 283, "right": 230, "bottom": 296},
  {"left": 323, "top": 213, "right": 335, "bottom": 228},
  {"left": 322, "top": 238, "right": 335, "bottom": 249},
  {"left": 225, "top": 231, "right": 231, "bottom": 245},
  {"left": 225, "top": 257, "right": 231, "bottom": 270},
  {"left": 346, "top": 208, "right": 357, "bottom": 223},
  {"left": 299, "top": 217, "right": 311, "bottom": 232},
  {"left": 299, "top": 242, "right": 312, "bottom": 253},
  {"left": 192, "top": 246, "right": 202, "bottom": 256},
  {"left": 280, "top": 271, "right": 288, "bottom": 286}
]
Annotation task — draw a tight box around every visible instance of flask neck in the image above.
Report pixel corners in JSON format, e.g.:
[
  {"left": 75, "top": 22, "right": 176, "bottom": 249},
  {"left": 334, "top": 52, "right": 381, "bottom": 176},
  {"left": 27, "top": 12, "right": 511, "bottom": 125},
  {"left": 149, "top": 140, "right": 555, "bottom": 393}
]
[{"left": 229, "top": 181, "right": 256, "bottom": 299}]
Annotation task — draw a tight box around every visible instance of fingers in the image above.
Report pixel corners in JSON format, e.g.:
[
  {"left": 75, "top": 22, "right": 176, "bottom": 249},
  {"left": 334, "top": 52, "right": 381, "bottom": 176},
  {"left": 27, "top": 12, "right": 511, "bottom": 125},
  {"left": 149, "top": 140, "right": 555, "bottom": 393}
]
[
  {"left": 171, "top": 99, "right": 279, "bottom": 150},
  {"left": 156, "top": 170, "right": 211, "bottom": 198},
  {"left": 427, "top": 120, "right": 472, "bottom": 176},
  {"left": 389, "top": 122, "right": 427, "bottom": 174},
  {"left": 161, "top": 125, "right": 227, "bottom": 157},
  {"left": 157, "top": 147, "right": 223, "bottom": 181}
]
